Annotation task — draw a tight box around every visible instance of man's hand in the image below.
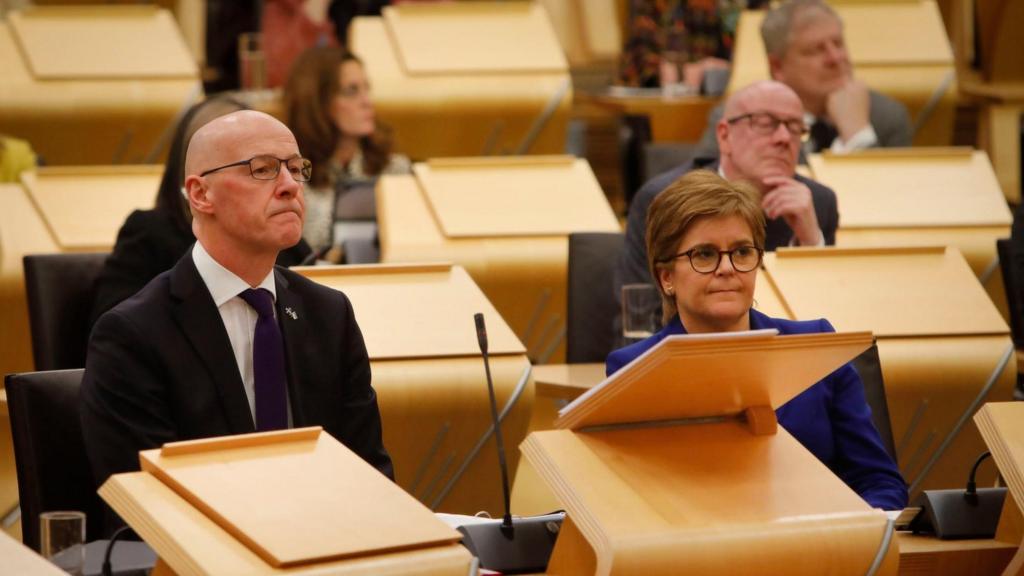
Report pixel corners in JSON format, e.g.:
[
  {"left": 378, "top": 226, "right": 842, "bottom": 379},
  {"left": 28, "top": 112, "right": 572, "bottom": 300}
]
[
  {"left": 825, "top": 78, "right": 871, "bottom": 143},
  {"left": 761, "top": 175, "right": 823, "bottom": 246}
]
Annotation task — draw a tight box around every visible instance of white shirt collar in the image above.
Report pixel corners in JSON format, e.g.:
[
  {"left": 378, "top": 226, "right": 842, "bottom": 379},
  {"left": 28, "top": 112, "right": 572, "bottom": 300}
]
[{"left": 192, "top": 242, "right": 276, "bottom": 307}]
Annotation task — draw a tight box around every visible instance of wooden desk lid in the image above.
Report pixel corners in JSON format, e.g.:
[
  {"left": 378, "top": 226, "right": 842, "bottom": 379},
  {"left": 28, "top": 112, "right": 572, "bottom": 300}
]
[
  {"left": 761, "top": 246, "right": 1008, "bottom": 338},
  {"left": 137, "top": 428, "right": 460, "bottom": 568},
  {"left": 555, "top": 329, "right": 872, "bottom": 430},
  {"left": 975, "top": 403, "right": 1024, "bottom": 520},
  {"left": 414, "top": 156, "right": 619, "bottom": 238},
  {"left": 9, "top": 6, "right": 197, "bottom": 80},
  {"left": 808, "top": 148, "right": 1011, "bottom": 228},
  {"left": 383, "top": 2, "right": 567, "bottom": 75},
  {"left": 20, "top": 166, "right": 159, "bottom": 251},
  {"left": 297, "top": 263, "right": 525, "bottom": 359}
]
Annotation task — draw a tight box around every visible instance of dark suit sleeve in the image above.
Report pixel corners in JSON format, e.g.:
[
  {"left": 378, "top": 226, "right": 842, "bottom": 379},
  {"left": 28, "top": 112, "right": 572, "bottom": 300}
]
[
  {"left": 80, "top": 307, "right": 180, "bottom": 486},
  {"left": 869, "top": 91, "right": 913, "bottom": 148},
  {"left": 334, "top": 296, "right": 395, "bottom": 480},
  {"left": 819, "top": 320, "right": 908, "bottom": 510}
]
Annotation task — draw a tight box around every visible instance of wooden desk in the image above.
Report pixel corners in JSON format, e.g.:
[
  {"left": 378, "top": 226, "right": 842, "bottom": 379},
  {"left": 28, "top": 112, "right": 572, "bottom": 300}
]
[
  {"left": 350, "top": 4, "right": 571, "bottom": 159},
  {"left": 377, "top": 157, "right": 620, "bottom": 364},
  {"left": 758, "top": 247, "right": 1016, "bottom": 498},
  {"left": 0, "top": 529, "right": 64, "bottom": 575},
  {"left": 806, "top": 149, "right": 1011, "bottom": 312},
  {"left": 0, "top": 7, "right": 200, "bottom": 165},
  {"left": 730, "top": 2, "right": 956, "bottom": 146},
  {"left": 298, "top": 264, "right": 534, "bottom": 516}
]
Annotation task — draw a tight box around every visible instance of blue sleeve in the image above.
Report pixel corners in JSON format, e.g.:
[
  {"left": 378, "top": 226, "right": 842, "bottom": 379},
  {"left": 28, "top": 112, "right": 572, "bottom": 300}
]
[{"left": 821, "top": 321, "right": 908, "bottom": 510}]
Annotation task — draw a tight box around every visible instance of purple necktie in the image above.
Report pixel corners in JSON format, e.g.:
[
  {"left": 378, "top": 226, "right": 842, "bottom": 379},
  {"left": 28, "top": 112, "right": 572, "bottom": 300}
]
[{"left": 238, "top": 288, "right": 288, "bottom": 431}]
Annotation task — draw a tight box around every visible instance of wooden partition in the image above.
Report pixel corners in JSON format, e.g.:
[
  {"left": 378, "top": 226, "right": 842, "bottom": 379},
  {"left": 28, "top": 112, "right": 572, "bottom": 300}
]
[
  {"left": 975, "top": 402, "right": 1024, "bottom": 574},
  {"left": 297, "top": 263, "right": 534, "bottom": 517},
  {"left": 376, "top": 156, "right": 620, "bottom": 364},
  {"left": 100, "top": 428, "right": 473, "bottom": 575},
  {"left": 806, "top": 148, "right": 1011, "bottom": 310},
  {"left": 0, "top": 6, "right": 200, "bottom": 165},
  {"left": 349, "top": 2, "right": 571, "bottom": 159},
  {"left": 729, "top": 1, "right": 955, "bottom": 146},
  {"left": 522, "top": 330, "right": 901, "bottom": 575},
  {"left": 756, "top": 246, "right": 1016, "bottom": 498},
  {"left": 0, "top": 168, "right": 157, "bottom": 534}
]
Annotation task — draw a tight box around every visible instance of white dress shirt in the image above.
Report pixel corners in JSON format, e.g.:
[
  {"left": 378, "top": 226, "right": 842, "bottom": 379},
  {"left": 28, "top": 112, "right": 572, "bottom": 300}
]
[{"left": 192, "top": 242, "right": 292, "bottom": 426}]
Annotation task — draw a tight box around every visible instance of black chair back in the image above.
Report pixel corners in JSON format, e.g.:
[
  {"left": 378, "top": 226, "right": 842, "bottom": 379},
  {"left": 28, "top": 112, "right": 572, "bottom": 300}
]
[
  {"left": 997, "top": 238, "right": 1024, "bottom": 347},
  {"left": 567, "top": 232, "right": 624, "bottom": 363},
  {"left": 23, "top": 252, "right": 108, "bottom": 370},
  {"left": 851, "top": 342, "right": 898, "bottom": 464},
  {"left": 6, "top": 369, "right": 105, "bottom": 551}
]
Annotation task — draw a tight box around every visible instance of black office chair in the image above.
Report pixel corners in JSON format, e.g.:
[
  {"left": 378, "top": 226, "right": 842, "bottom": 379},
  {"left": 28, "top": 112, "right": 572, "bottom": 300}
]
[
  {"left": 850, "top": 342, "right": 898, "bottom": 465},
  {"left": 995, "top": 238, "right": 1024, "bottom": 399},
  {"left": 6, "top": 369, "right": 106, "bottom": 551},
  {"left": 23, "top": 252, "right": 108, "bottom": 371},
  {"left": 566, "top": 232, "right": 624, "bottom": 364}
]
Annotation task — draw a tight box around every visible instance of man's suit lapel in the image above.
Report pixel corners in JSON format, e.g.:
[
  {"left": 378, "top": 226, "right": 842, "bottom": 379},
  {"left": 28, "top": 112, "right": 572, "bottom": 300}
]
[
  {"left": 274, "top": 269, "right": 310, "bottom": 426},
  {"left": 170, "top": 252, "right": 256, "bottom": 433}
]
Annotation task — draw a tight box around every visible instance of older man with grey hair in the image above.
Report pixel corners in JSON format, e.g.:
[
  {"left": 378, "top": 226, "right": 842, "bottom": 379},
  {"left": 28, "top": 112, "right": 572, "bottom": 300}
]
[{"left": 694, "top": 0, "right": 912, "bottom": 156}]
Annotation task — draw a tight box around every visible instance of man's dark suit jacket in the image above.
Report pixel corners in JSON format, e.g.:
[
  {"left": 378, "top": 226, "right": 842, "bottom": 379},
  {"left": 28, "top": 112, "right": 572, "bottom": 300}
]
[
  {"left": 693, "top": 90, "right": 913, "bottom": 158},
  {"left": 90, "top": 209, "right": 313, "bottom": 326},
  {"left": 616, "top": 158, "right": 839, "bottom": 295},
  {"left": 81, "top": 251, "right": 394, "bottom": 489}
]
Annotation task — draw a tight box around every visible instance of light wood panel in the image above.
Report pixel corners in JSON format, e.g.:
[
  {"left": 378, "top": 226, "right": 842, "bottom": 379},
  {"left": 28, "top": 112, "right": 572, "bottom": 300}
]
[
  {"left": 350, "top": 13, "right": 570, "bottom": 159},
  {"left": 0, "top": 529, "right": 66, "bottom": 575},
  {"left": 0, "top": 12, "right": 200, "bottom": 166},
  {"left": 807, "top": 149, "right": 1010, "bottom": 228},
  {"left": 101, "top": 470, "right": 472, "bottom": 575},
  {"left": 20, "top": 167, "right": 159, "bottom": 251},
  {"left": 296, "top": 265, "right": 534, "bottom": 516},
  {"left": 762, "top": 247, "right": 1006, "bottom": 338},
  {"left": 137, "top": 428, "right": 458, "bottom": 567},
  {"left": 760, "top": 247, "right": 1016, "bottom": 495},
  {"left": 297, "top": 264, "right": 524, "bottom": 359},
  {"left": 383, "top": 2, "right": 566, "bottom": 75},
  {"left": 414, "top": 156, "right": 618, "bottom": 237},
  {"left": 9, "top": 6, "right": 196, "bottom": 79},
  {"left": 524, "top": 423, "right": 898, "bottom": 575},
  {"left": 729, "top": 1, "right": 955, "bottom": 146},
  {"left": 377, "top": 168, "right": 621, "bottom": 363},
  {"left": 555, "top": 330, "right": 872, "bottom": 430}
]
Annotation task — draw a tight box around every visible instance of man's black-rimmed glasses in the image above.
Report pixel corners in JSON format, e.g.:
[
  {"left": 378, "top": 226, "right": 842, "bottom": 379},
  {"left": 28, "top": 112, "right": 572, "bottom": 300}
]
[
  {"left": 726, "top": 112, "right": 808, "bottom": 139},
  {"left": 199, "top": 155, "right": 313, "bottom": 182}
]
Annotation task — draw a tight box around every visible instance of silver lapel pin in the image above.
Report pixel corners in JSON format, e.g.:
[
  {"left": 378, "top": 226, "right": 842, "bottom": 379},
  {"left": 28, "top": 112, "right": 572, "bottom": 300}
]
[{"left": 284, "top": 307, "right": 298, "bottom": 320}]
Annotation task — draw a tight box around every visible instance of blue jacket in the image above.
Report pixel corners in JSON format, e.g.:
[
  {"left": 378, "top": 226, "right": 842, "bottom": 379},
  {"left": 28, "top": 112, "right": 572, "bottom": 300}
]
[{"left": 606, "top": 309, "right": 908, "bottom": 510}]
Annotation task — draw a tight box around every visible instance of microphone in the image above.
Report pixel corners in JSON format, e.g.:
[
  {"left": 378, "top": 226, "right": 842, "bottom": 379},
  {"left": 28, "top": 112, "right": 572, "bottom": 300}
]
[
  {"left": 454, "top": 313, "right": 562, "bottom": 573},
  {"left": 909, "top": 450, "right": 1007, "bottom": 539},
  {"left": 473, "top": 313, "right": 512, "bottom": 532}
]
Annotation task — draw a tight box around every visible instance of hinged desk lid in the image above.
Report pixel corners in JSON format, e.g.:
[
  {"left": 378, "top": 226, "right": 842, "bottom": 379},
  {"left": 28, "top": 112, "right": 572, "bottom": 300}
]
[
  {"left": 383, "top": 2, "right": 568, "bottom": 75},
  {"left": 808, "top": 149, "right": 1011, "bottom": 228},
  {"left": 556, "top": 329, "right": 872, "bottom": 430},
  {"left": 138, "top": 427, "right": 461, "bottom": 568},
  {"left": 414, "top": 156, "right": 619, "bottom": 238},
  {"left": 297, "top": 263, "right": 525, "bottom": 359},
  {"left": 20, "top": 166, "right": 159, "bottom": 251},
  {"left": 761, "top": 246, "right": 1009, "bottom": 338},
  {"left": 9, "top": 6, "right": 197, "bottom": 80}
]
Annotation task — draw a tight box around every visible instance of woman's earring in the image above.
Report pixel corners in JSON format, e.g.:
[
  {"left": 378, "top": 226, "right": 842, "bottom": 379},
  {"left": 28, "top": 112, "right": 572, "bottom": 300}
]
[{"left": 665, "top": 287, "right": 674, "bottom": 296}]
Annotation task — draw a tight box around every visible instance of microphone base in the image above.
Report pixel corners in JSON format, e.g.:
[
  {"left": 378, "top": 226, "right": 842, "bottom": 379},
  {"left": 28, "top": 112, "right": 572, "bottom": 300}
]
[
  {"left": 456, "top": 512, "right": 564, "bottom": 574},
  {"left": 909, "top": 487, "right": 1007, "bottom": 539}
]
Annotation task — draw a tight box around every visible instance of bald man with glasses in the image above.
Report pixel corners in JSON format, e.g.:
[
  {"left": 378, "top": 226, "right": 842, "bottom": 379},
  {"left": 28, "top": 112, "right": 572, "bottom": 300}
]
[
  {"left": 82, "top": 111, "right": 393, "bottom": 510},
  {"left": 617, "top": 81, "right": 838, "bottom": 305}
]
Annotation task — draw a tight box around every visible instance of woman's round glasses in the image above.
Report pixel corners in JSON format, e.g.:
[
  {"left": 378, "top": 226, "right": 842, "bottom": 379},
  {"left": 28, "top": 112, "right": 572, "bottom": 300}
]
[{"left": 667, "top": 244, "right": 764, "bottom": 274}]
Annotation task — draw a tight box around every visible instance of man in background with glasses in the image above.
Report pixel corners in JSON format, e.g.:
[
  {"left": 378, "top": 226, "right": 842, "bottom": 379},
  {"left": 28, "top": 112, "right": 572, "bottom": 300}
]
[
  {"left": 82, "top": 111, "right": 393, "bottom": 517},
  {"left": 693, "top": 0, "right": 911, "bottom": 157},
  {"left": 618, "top": 80, "right": 839, "bottom": 303}
]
